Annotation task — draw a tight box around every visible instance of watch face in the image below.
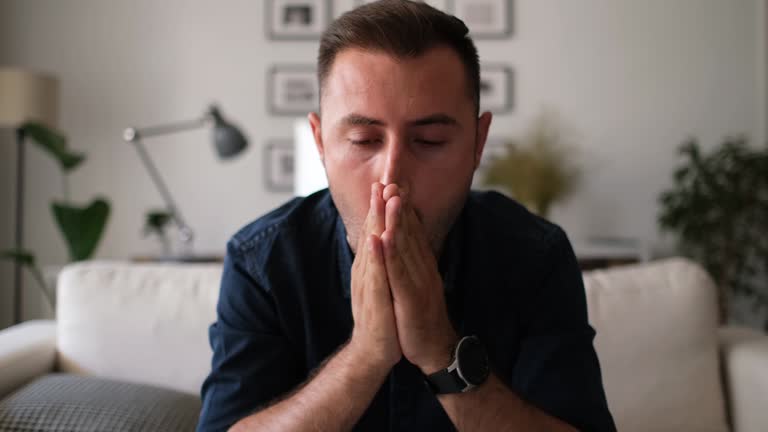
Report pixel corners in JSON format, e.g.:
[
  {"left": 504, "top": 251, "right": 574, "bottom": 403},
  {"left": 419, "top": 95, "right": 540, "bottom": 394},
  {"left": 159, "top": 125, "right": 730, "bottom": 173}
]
[{"left": 457, "top": 336, "right": 490, "bottom": 385}]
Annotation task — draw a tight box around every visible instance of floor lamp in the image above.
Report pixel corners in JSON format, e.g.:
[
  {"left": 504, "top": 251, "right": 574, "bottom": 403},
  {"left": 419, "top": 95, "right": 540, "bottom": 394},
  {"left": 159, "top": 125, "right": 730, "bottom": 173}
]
[{"left": 0, "top": 67, "right": 59, "bottom": 325}]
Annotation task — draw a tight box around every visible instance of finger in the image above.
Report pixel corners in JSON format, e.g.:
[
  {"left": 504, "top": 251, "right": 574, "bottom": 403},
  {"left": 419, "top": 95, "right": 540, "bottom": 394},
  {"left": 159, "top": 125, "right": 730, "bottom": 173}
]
[
  {"left": 391, "top": 198, "right": 415, "bottom": 259},
  {"left": 371, "top": 182, "right": 385, "bottom": 236},
  {"left": 367, "top": 234, "right": 391, "bottom": 304},
  {"left": 355, "top": 183, "right": 378, "bottom": 254},
  {"left": 354, "top": 184, "right": 379, "bottom": 277},
  {"left": 351, "top": 236, "right": 370, "bottom": 309},
  {"left": 385, "top": 195, "right": 402, "bottom": 235},
  {"left": 358, "top": 233, "right": 370, "bottom": 280},
  {"left": 394, "top": 203, "right": 431, "bottom": 285},
  {"left": 403, "top": 205, "right": 433, "bottom": 259},
  {"left": 383, "top": 183, "right": 400, "bottom": 202},
  {"left": 381, "top": 229, "right": 411, "bottom": 303}
]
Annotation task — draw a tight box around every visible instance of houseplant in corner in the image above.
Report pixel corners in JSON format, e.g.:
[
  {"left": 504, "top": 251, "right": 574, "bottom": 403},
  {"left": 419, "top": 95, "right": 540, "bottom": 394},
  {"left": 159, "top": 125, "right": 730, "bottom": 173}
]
[
  {"left": 1, "top": 122, "right": 111, "bottom": 309},
  {"left": 658, "top": 136, "right": 768, "bottom": 329},
  {"left": 482, "top": 110, "right": 582, "bottom": 219},
  {"left": 143, "top": 210, "right": 173, "bottom": 257}
]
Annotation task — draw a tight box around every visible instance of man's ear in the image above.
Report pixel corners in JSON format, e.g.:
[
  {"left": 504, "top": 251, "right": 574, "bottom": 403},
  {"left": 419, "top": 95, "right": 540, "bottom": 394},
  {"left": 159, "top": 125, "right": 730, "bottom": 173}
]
[
  {"left": 308, "top": 112, "right": 324, "bottom": 165},
  {"left": 474, "top": 111, "right": 493, "bottom": 170}
]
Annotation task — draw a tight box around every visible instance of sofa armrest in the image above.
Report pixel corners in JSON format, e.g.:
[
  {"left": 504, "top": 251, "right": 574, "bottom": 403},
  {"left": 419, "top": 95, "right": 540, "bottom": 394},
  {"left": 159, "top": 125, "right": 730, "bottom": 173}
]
[
  {"left": 0, "top": 320, "right": 57, "bottom": 400},
  {"left": 718, "top": 325, "right": 768, "bottom": 432}
]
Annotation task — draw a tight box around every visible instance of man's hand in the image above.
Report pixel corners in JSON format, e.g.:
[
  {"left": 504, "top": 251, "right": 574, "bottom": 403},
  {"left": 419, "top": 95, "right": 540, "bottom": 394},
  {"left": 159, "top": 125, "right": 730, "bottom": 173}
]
[
  {"left": 379, "top": 184, "right": 459, "bottom": 374},
  {"left": 348, "top": 183, "right": 403, "bottom": 370}
]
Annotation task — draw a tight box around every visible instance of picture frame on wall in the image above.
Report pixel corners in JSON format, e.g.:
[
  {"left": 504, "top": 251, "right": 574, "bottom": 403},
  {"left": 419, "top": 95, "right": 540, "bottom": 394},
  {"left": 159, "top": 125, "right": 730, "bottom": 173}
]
[
  {"left": 267, "top": 0, "right": 330, "bottom": 40},
  {"left": 264, "top": 140, "right": 295, "bottom": 192},
  {"left": 268, "top": 65, "right": 319, "bottom": 115},
  {"left": 479, "top": 65, "right": 513, "bottom": 114},
  {"left": 451, "top": 0, "right": 512, "bottom": 38}
]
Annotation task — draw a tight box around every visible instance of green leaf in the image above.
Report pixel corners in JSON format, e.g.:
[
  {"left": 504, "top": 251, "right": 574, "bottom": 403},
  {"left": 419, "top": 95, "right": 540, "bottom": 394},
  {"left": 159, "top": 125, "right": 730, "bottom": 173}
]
[
  {"left": 146, "top": 211, "right": 172, "bottom": 229},
  {"left": 143, "top": 210, "right": 172, "bottom": 237},
  {"left": 658, "top": 135, "right": 768, "bottom": 326},
  {"left": 21, "top": 122, "right": 86, "bottom": 172},
  {"left": 52, "top": 198, "right": 110, "bottom": 261}
]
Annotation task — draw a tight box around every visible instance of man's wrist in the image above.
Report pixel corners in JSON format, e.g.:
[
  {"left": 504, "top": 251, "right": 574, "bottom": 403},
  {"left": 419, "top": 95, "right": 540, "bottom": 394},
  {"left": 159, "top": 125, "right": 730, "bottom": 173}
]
[
  {"left": 419, "top": 335, "right": 460, "bottom": 375},
  {"left": 342, "top": 339, "right": 399, "bottom": 381}
]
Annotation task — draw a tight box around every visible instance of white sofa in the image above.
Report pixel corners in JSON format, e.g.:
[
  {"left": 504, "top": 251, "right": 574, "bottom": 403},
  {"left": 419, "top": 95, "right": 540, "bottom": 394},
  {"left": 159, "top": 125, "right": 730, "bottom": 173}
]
[{"left": 0, "top": 258, "right": 766, "bottom": 431}]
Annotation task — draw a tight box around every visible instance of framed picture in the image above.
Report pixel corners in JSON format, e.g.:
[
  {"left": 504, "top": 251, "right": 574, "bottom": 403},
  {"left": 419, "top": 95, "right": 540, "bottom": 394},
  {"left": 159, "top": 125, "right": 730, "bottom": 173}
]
[
  {"left": 268, "top": 65, "right": 319, "bottom": 115},
  {"left": 332, "top": 0, "right": 450, "bottom": 19},
  {"left": 479, "top": 65, "right": 513, "bottom": 114},
  {"left": 264, "top": 140, "right": 295, "bottom": 192},
  {"left": 267, "top": 0, "right": 331, "bottom": 40},
  {"left": 451, "top": 0, "right": 512, "bottom": 38}
]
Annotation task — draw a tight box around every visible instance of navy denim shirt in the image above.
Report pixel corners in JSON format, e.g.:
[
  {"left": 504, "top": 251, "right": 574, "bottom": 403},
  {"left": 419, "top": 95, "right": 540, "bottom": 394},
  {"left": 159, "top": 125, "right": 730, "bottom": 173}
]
[{"left": 197, "top": 189, "right": 616, "bottom": 431}]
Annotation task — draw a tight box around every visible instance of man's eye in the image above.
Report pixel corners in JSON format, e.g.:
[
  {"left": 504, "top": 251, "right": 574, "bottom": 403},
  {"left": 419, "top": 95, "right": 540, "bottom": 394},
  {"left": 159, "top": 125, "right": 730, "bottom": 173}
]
[
  {"left": 348, "top": 139, "right": 379, "bottom": 145},
  {"left": 416, "top": 139, "right": 446, "bottom": 146}
]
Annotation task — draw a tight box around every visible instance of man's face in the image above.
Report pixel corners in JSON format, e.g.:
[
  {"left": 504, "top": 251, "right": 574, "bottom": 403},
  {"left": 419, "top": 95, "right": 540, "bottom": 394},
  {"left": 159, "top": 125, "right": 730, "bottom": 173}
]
[{"left": 309, "top": 46, "right": 492, "bottom": 255}]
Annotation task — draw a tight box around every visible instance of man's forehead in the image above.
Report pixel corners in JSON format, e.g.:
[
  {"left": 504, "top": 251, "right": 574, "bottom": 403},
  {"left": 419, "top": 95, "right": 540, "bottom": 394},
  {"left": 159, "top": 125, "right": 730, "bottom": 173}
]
[{"left": 321, "top": 47, "right": 472, "bottom": 121}]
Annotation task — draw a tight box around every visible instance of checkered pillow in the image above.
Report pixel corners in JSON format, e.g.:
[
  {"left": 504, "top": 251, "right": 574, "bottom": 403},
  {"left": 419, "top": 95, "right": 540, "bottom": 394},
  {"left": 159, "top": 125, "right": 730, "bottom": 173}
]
[{"left": 0, "top": 373, "right": 200, "bottom": 431}]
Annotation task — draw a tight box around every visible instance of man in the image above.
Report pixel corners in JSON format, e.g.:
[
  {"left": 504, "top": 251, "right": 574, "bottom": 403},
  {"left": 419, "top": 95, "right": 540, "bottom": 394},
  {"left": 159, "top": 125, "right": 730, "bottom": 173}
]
[{"left": 197, "top": 1, "right": 616, "bottom": 431}]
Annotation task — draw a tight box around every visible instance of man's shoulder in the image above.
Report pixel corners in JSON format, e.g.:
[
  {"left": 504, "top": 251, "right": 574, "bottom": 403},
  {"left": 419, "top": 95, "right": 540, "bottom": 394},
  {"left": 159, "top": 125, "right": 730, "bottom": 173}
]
[
  {"left": 467, "top": 190, "right": 565, "bottom": 251},
  {"left": 227, "top": 189, "right": 336, "bottom": 256}
]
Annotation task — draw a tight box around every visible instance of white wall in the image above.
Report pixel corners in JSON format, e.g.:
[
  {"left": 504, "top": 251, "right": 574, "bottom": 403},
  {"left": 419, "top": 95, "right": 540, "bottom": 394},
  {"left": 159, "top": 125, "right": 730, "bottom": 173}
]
[{"left": 0, "top": 0, "right": 764, "bottom": 322}]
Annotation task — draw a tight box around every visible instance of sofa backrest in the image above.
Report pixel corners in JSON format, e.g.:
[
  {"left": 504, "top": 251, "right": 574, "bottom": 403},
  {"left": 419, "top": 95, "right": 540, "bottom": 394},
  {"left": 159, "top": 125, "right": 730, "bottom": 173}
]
[
  {"left": 56, "top": 261, "right": 221, "bottom": 395},
  {"left": 583, "top": 257, "right": 728, "bottom": 432},
  {"left": 56, "top": 258, "right": 730, "bottom": 431}
]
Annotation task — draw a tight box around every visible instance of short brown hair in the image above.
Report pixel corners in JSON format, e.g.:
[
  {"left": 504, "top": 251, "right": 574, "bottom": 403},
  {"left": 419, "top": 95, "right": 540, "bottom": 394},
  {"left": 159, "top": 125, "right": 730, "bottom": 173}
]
[{"left": 318, "top": 0, "right": 480, "bottom": 113}]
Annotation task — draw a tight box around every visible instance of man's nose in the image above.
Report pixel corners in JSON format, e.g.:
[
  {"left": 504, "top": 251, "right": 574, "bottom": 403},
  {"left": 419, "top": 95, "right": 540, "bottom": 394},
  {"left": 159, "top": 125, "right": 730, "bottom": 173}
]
[{"left": 379, "top": 138, "right": 409, "bottom": 186}]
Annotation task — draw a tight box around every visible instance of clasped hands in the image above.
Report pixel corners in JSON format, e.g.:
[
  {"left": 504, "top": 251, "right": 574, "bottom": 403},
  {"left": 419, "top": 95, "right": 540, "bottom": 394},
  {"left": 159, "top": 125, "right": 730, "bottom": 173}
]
[{"left": 349, "top": 182, "right": 458, "bottom": 375}]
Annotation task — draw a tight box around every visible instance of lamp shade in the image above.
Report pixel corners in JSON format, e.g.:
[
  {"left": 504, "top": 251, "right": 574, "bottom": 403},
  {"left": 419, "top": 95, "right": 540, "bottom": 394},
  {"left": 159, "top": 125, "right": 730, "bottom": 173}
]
[
  {"left": 0, "top": 67, "right": 59, "bottom": 128},
  {"left": 208, "top": 105, "right": 248, "bottom": 159}
]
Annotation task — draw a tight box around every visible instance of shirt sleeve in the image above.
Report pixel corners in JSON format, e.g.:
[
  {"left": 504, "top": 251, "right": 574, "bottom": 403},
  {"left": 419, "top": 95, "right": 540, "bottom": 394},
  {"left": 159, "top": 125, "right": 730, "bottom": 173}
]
[
  {"left": 196, "top": 241, "right": 303, "bottom": 432},
  {"left": 510, "top": 227, "right": 617, "bottom": 432}
]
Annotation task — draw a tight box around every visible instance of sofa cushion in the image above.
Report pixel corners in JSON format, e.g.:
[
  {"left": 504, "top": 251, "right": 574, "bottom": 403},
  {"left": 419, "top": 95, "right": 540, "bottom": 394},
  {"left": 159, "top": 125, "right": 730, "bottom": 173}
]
[
  {"left": 56, "top": 261, "right": 221, "bottom": 395},
  {"left": 0, "top": 373, "right": 200, "bottom": 432},
  {"left": 583, "top": 258, "right": 728, "bottom": 432}
]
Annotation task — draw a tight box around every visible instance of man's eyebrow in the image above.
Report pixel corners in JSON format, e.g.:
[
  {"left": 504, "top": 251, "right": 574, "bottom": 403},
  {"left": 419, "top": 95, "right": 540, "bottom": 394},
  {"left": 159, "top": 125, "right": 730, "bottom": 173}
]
[
  {"left": 341, "top": 114, "right": 385, "bottom": 126},
  {"left": 408, "top": 113, "right": 459, "bottom": 127}
]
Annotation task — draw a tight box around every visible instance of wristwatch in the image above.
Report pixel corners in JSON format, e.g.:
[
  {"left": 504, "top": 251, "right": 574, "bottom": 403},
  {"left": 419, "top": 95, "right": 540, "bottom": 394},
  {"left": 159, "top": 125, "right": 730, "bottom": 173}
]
[{"left": 425, "top": 335, "right": 490, "bottom": 394}]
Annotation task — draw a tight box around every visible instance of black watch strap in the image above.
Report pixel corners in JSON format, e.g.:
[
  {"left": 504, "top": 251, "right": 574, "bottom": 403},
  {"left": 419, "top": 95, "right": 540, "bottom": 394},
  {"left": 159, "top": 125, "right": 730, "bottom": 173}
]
[
  {"left": 425, "top": 368, "right": 467, "bottom": 394},
  {"left": 424, "top": 335, "right": 489, "bottom": 394}
]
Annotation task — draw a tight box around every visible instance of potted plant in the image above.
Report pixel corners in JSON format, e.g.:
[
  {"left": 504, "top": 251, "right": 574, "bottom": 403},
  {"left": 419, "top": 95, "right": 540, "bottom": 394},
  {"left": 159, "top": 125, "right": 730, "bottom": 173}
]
[
  {"left": 482, "top": 110, "right": 581, "bottom": 219},
  {"left": 1, "top": 122, "right": 111, "bottom": 309},
  {"left": 658, "top": 137, "right": 768, "bottom": 329},
  {"left": 143, "top": 210, "right": 173, "bottom": 257}
]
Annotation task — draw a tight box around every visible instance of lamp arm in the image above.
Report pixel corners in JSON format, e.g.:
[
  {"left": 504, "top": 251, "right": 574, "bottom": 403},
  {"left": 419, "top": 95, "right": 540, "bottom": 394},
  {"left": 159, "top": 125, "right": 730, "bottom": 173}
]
[
  {"left": 124, "top": 117, "right": 207, "bottom": 141},
  {"left": 130, "top": 137, "right": 194, "bottom": 246}
]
